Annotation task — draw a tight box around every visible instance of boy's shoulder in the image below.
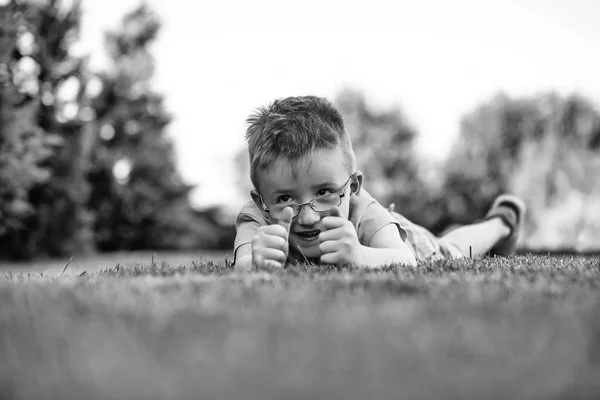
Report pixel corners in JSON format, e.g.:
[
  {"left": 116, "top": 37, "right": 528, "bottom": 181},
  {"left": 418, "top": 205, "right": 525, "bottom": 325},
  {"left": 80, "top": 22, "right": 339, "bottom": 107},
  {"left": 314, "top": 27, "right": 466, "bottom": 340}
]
[
  {"left": 349, "top": 188, "right": 407, "bottom": 243},
  {"left": 236, "top": 200, "right": 268, "bottom": 226},
  {"left": 349, "top": 188, "right": 383, "bottom": 221}
]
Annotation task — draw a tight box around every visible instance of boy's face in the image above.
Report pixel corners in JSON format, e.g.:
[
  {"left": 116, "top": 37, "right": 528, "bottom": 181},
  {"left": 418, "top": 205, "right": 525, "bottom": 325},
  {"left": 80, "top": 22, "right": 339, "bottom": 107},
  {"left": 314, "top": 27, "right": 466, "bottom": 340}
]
[{"left": 252, "top": 145, "right": 361, "bottom": 260}]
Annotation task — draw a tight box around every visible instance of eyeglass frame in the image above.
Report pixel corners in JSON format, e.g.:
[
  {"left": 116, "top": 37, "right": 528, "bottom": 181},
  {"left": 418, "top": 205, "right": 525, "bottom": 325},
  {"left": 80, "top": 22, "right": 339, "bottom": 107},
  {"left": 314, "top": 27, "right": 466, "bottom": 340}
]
[{"left": 259, "top": 172, "right": 357, "bottom": 218}]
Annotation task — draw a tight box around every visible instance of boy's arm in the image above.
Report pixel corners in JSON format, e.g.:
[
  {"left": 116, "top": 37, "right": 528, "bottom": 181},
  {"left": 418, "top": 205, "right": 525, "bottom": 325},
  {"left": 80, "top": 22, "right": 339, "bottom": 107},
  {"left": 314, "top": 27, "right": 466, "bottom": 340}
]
[
  {"left": 234, "top": 243, "right": 253, "bottom": 271},
  {"left": 234, "top": 207, "right": 293, "bottom": 271},
  {"left": 362, "top": 224, "right": 416, "bottom": 267},
  {"left": 319, "top": 208, "right": 416, "bottom": 268}
]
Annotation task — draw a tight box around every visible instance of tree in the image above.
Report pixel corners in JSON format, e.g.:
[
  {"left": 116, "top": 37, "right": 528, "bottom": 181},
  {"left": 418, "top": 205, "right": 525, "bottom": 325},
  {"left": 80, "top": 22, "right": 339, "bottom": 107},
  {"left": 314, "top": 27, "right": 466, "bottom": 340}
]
[
  {"left": 0, "top": 0, "right": 94, "bottom": 259},
  {"left": 86, "top": 4, "right": 210, "bottom": 251}
]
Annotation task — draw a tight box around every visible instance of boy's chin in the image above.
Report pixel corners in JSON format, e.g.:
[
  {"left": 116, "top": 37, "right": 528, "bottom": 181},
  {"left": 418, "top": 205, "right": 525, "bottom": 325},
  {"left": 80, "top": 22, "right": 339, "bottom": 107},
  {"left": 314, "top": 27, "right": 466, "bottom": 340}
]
[{"left": 290, "top": 238, "right": 321, "bottom": 261}]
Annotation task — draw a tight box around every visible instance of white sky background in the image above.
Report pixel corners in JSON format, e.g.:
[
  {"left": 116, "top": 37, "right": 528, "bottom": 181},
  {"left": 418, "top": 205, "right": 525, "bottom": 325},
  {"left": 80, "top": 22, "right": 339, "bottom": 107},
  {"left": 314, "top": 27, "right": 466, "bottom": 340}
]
[{"left": 77, "top": 0, "right": 600, "bottom": 210}]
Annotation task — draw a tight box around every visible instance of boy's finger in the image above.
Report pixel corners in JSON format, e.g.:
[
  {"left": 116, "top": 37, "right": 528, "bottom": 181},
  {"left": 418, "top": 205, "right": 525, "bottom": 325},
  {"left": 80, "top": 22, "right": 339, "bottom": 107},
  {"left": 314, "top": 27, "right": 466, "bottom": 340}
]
[
  {"left": 320, "top": 251, "right": 340, "bottom": 265},
  {"left": 258, "top": 232, "right": 287, "bottom": 250},
  {"left": 260, "top": 248, "right": 287, "bottom": 263},
  {"left": 318, "top": 227, "right": 343, "bottom": 242},
  {"left": 320, "top": 207, "right": 345, "bottom": 230},
  {"left": 253, "top": 253, "right": 282, "bottom": 270},
  {"left": 321, "top": 216, "right": 346, "bottom": 230},
  {"left": 318, "top": 240, "right": 338, "bottom": 254},
  {"left": 277, "top": 206, "right": 293, "bottom": 236},
  {"left": 252, "top": 253, "right": 264, "bottom": 270},
  {"left": 264, "top": 260, "right": 283, "bottom": 269}
]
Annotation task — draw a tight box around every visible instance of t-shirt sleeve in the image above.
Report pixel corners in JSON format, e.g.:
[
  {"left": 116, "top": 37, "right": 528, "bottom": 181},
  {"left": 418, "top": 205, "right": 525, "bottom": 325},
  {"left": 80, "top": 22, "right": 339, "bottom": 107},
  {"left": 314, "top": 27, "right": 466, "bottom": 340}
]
[
  {"left": 233, "top": 201, "right": 267, "bottom": 262},
  {"left": 356, "top": 200, "right": 408, "bottom": 247}
]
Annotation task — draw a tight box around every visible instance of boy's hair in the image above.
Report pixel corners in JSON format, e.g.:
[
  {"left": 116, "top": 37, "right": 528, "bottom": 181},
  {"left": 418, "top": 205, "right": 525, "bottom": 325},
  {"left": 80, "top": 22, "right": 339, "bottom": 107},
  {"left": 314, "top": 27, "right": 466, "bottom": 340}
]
[{"left": 245, "top": 95, "right": 356, "bottom": 189}]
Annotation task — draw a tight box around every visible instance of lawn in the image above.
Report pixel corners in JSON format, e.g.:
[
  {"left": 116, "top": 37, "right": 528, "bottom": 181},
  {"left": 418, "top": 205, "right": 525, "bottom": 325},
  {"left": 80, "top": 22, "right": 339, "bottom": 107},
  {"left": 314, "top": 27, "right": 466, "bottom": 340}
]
[{"left": 1, "top": 255, "right": 600, "bottom": 400}]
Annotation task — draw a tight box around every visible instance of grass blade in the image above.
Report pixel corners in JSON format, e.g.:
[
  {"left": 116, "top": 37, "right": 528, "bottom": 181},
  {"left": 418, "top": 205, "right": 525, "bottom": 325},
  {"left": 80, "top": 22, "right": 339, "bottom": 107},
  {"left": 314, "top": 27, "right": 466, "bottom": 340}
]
[{"left": 61, "top": 256, "right": 74, "bottom": 277}]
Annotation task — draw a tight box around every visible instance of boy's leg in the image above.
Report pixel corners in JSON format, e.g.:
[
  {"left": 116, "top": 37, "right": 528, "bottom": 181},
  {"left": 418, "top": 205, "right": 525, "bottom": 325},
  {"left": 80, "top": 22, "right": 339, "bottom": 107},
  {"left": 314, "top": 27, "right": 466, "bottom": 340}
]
[
  {"left": 441, "top": 218, "right": 510, "bottom": 258},
  {"left": 441, "top": 194, "right": 526, "bottom": 258}
]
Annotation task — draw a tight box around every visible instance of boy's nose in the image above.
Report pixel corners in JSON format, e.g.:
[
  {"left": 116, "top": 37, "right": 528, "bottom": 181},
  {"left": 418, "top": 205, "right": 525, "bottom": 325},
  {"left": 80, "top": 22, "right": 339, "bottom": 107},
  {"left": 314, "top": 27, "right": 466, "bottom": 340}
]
[{"left": 296, "top": 204, "right": 320, "bottom": 225}]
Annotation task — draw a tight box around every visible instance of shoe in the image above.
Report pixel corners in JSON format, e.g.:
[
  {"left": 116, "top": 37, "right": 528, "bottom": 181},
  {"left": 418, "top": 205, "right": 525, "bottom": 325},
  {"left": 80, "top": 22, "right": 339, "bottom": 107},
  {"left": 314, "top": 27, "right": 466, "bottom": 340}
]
[{"left": 485, "top": 194, "right": 526, "bottom": 256}]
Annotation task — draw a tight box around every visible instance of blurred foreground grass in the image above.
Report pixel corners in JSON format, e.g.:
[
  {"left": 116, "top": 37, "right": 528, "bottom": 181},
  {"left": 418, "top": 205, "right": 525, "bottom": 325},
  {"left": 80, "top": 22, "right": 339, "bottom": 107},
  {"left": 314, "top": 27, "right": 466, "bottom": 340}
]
[
  {"left": 0, "top": 250, "right": 231, "bottom": 276},
  {"left": 1, "top": 255, "right": 600, "bottom": 400}
]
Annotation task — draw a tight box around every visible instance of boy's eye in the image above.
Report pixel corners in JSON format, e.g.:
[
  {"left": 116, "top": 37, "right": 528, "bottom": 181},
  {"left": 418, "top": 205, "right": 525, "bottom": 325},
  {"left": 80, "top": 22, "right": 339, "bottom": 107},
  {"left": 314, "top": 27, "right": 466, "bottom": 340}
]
[
  {"left": 276, "top": 195, "right": 294, "bottom": 204},
  {"left": 316, "top": 188, "right": 334, "bottom": 197}
]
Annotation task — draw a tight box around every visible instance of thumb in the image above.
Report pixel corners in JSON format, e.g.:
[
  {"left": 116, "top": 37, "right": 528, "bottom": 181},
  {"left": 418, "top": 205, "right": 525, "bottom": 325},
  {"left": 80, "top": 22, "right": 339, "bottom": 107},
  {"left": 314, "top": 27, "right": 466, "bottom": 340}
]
[
  {"left": 328, "top": 207, "right": 342, "bottom": 218},
  {"left": 278, "top": 206, "right": 293, "bottom": 236}
]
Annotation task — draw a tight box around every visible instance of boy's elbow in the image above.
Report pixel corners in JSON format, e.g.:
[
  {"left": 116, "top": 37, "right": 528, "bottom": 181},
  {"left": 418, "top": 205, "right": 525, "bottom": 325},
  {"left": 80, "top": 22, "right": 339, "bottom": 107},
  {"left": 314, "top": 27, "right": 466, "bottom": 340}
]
[
  {"left": 393, "top": 247, "right": 417, "bottom": 267},
  {"left": 398, "top": 244, "right": 417, "bottom": 267},
  {"left": 388, "top": 246, "right": 417, "bottom": 267}
]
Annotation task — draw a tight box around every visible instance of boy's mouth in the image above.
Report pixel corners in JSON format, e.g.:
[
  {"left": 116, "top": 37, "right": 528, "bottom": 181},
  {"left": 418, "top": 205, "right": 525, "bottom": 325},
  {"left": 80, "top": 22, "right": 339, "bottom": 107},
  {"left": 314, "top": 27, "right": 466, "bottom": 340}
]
[{"left": 293, "top": 229, "right": 321, "bottom": 241}]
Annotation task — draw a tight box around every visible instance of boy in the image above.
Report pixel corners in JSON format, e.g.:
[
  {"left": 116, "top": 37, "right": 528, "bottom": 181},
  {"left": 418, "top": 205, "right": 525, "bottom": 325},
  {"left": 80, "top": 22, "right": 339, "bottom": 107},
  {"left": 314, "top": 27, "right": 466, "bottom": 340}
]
[{"left": 234, "top": 96, "right": 526, "bottom": 271}]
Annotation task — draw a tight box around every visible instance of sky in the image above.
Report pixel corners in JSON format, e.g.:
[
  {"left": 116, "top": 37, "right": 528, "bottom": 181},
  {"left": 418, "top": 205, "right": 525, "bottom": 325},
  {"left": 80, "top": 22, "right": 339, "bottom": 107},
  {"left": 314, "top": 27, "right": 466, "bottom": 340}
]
[{"left": 77, "top": 0, "right": 600, "bottom": 210}]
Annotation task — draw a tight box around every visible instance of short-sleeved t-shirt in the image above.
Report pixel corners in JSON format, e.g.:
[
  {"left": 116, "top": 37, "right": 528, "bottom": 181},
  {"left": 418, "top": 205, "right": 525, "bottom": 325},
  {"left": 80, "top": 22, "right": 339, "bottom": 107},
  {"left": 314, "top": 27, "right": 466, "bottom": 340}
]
[{"left": 233, "top": 189, "right": 408, "bottom": 264}]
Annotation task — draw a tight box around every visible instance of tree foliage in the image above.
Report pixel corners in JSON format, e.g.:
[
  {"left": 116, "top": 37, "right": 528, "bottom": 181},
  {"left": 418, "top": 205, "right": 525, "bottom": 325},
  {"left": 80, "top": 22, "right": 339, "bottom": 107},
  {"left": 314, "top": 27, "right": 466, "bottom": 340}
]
[
  {"left": 444, "top": 92, "right": 600, "bottom": 251},
  {"left": 0, "top": 0, "right": 94, "bottom": 259},
  {"left": 86, "top": 4, "right": 219, "bottom": 251},
  {"left": 0, "top": 1, "right": 220, "bottom": 259}
]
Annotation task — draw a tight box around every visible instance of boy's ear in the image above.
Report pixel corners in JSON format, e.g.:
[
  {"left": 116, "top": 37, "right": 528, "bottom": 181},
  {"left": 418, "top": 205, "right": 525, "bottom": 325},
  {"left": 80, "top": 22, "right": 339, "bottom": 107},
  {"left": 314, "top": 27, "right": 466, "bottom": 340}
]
[
  {"left": 350, "top": 171, "right": 363, "bottom": 195},
  {"left": 251, "top": 189, "right": 270, "bottom": 219}
]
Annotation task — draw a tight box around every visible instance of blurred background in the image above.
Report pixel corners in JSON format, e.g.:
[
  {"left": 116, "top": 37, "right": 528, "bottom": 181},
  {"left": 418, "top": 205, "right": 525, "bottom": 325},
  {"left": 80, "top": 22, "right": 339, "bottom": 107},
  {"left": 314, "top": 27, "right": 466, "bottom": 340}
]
[{"left": 1, "top": 0, "right": 599, "bottom": 261}]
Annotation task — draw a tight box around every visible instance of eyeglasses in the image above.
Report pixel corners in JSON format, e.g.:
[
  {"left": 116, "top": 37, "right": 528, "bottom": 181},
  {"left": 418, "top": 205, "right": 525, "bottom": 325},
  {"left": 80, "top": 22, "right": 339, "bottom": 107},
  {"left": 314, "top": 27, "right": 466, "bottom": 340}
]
[{"left": 260, "top": 173, "right": 356, "bottom": 219}]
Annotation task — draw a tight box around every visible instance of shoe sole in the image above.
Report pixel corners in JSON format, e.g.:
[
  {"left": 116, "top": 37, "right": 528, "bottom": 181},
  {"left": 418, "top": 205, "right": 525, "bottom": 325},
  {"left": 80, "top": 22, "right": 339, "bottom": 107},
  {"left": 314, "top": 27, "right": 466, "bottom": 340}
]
[{"left": 487, "top": 194, "right": 526, "bottom": 256}]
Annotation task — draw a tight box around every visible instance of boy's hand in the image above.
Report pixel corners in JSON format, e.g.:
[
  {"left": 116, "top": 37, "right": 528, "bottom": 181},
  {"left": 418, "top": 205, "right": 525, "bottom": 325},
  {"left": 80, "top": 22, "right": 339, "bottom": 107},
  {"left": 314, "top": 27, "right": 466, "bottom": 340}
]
[
  {"left": 319, "top": 207, "right": 363, "bottom": 266},
  {"left": 251, "top": 206, "right": 293, "bottom": 270}
]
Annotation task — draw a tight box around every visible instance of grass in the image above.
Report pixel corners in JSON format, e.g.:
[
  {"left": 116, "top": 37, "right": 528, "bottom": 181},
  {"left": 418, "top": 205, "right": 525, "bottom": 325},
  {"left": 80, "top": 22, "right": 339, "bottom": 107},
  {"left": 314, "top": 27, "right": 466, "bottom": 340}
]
[{"left": 1, "top": 255, "right": 600, "bottom": 400}]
